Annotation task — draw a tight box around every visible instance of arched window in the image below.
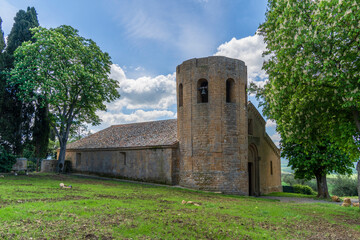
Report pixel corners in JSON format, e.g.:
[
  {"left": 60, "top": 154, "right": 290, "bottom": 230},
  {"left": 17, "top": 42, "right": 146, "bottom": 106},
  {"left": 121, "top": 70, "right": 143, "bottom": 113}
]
[
  {"left": 197, "top": 79, "right": 208, "bottom": 103},
  {"left": 226, "top": 78, "right": 235, "bottom": 103},
  {"left": 179, "top": 83, "right": 183, "bottom": 107}
]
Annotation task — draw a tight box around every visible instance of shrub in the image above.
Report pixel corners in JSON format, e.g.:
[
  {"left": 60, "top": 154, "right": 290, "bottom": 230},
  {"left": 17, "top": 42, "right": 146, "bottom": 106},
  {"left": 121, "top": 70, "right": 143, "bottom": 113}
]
[
  {"left": 282, "top": 173, "right": 317, "bottom": 191},
  {"left": 0, "top": 145, "right": 16, "bottom": 172},
  {"left": 331, "top": 175, "right": 358, "bottom": 197},
  {"left": 283, "top": 186, "right": 294, "bottom": 193},
  {"left": 293, "top": 184, "right": 317, "bottom": 195}
]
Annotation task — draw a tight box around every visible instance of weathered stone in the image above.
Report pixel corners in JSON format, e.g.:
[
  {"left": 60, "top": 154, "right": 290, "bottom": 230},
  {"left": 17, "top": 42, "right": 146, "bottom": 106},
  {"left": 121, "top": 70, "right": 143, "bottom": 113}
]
[
  {"left": 342, "top": 198, "right": 352, "bottom": 207},
  {"left": 12, "top": 158, "right": 27, "bottom": 171},
  {"left": 331, "top": 195, "right": 340, "bottom": 202},
  {"left": 41, "top": 159, "right": 57, "bottom": 173},
  {"left": 62, "top": 56, "right": 282, "bottom": 196}
]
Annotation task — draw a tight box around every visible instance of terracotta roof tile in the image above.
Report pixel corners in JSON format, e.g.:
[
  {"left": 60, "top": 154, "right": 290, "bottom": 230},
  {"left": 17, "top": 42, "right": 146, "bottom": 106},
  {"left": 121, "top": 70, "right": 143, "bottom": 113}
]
[{"left": 67, "top": 119, "right": 178, "bottom": 150}]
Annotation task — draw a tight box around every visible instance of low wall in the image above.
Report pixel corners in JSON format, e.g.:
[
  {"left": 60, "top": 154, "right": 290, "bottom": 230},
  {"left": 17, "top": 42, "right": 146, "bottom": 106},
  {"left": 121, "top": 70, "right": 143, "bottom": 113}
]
[
  {"left": 41, "top": 160, "right": 57, "bottom": 173},
  {"left": 64, "top": 146, "right": 179, "bottom": 185},
  {"left": 12, "top": 158, "right": 27, "bottom": 171}
]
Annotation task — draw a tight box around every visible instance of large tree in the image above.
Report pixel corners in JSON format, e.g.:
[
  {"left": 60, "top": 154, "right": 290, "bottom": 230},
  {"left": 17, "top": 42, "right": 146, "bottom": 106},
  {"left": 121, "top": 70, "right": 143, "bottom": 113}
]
[
  {"left": 10, "top": 25, "right": 120, "bottom": 172},
  {"left": 255, "top": 0, "right": 360, "bottom": 198},
  {"left": 0, "top": 17, "right": 6, "bottom": 116},
  {"left": 282, "top": 140, "right": 353, "bottom": 198},
  {"left": 0, "top": 7, "right": 40, "bottom": 155}
]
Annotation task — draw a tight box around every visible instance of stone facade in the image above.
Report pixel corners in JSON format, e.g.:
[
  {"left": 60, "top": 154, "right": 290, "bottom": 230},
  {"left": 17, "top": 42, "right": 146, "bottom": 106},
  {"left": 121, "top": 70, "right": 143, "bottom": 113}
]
[
  {"left": 41, "top": 159, "right": 58, "bottom": 173},
  {"left": 63, "top": 56, "right": 282, "bottom": 195},
  {"left": 177, "top": 57, "right": 248, "bottom": 194},
  {"left": 64, "top": 146, "right": 179, "bottom": 184}
]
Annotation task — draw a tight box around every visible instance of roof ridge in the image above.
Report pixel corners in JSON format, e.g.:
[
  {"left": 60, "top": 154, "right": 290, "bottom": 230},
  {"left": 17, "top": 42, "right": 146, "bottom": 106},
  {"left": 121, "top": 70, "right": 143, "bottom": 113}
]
[{"left": 111, "top": 118, "right": 177, "bottom": 127}]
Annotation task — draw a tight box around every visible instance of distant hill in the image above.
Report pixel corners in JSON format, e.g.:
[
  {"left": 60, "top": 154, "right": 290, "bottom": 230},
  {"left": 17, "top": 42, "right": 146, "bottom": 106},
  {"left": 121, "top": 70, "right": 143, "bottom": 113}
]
[{"left": 281, "top": 158, "right": 358, "bottom": 174}]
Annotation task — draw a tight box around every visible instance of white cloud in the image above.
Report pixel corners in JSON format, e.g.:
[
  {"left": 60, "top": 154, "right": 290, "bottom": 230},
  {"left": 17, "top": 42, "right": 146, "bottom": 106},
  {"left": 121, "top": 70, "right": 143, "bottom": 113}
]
[
  {"left": 109, "top": 63, "right": 126, "bottom": 83},
  {"left": 0, "top": 0, "right": 17, "bottom": 34},
  {"left": 266, "top": 119, "right": 277, "bottom": 128},
  {"left": 122, "top": 10, "right": 171, "bottom": 41},
  {"left": 269, "top": 133, "right": 281, "bottom": 147},
  {"left": 108, "top": 64, "right": 176, "bottom": 111},
  {"left": 214, "top": 34, "right": 268, "bottom": 87},
  {"left": 111, "top": 2, "right": 216, "bottom": 58},
  {"left": 90, "top": 64, "right": 177, "bottom": 132},
  {"left": 98, "top": 109, "right": 176, "bottom": 126}
]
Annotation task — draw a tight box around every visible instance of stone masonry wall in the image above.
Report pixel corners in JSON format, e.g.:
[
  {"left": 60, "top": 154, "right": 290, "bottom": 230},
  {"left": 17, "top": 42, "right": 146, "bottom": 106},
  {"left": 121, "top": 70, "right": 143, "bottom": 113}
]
[
  {"left": 64, "top": 146, "right": 179, "bottom": 185},
  {"left": 177, "top": 56, "right": 248, "bottom": 195},
  {"left": 248, "top": 105, "right": 282, "bottom": 194}
]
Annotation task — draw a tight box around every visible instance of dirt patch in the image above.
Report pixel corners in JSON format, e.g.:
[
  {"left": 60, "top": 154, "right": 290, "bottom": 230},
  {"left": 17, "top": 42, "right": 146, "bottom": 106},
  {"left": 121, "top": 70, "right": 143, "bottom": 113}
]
[
  {"left": 284, "top": 216, "right": 360, "bottom": 239},
  {"left": 334, "top": 214, "right": 360, "bottom": 226}
]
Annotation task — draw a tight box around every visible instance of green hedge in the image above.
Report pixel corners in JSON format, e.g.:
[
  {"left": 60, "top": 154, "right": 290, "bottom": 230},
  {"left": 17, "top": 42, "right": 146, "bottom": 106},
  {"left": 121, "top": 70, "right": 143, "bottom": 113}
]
[{"left": 293, "top": 184, "right": 316, "bottom": 195}]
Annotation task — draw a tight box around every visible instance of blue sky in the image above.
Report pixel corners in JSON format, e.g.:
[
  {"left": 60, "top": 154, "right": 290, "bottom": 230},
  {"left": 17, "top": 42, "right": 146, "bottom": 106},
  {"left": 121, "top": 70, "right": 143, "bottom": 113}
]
[{"left": 0, "top": 0, "right": 279, "bottom": 145}]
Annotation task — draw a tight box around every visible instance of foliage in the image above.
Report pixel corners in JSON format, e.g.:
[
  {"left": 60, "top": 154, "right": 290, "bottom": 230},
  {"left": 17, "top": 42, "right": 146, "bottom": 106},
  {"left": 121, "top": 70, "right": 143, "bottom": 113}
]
[
  {"left": 0, "top": 174, "right": 359, "bottom": 239},
  {"left": 0, "top": 7, "right": 40, "bottom": 155},
  {"left": 32, "top": 99, "right": 50, "bottom": 168},
  {"left": 257, "top": 0, "right": 360, "bottom": 155},
  {"left": 283, "top": 141, "right": 353, "bottom": 180},
  {"left": 281, "top": 140, "right": 353, "bottom": 198},
  {"left": 255, "top": 0, "right": 360, "bottom": 198},
  {"left": 282, "top": 174, "right": 317, "bottom": 191},
  {"left": 0, "top": 145, "right": 16, "bottom": 172},
  {"left": 332, "top": 175, "right": 358, "bottom": 197},
  {"left": 10, "top": 25, "right": 120, "bottom": 171},
  {"left": 293, "top": 184, "right": 317, "bottom": 196}
]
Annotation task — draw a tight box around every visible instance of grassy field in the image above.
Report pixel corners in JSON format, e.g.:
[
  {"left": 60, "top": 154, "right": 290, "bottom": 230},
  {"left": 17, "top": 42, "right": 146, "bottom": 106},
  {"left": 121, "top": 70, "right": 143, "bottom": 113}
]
[{"left": 0, "top": 174, "right": 359, "bottom": 239}]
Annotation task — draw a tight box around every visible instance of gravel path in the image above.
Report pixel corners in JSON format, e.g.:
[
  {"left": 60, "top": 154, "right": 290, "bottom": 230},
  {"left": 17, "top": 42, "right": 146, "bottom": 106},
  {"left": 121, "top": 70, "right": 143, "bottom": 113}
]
[{"left": 260, "top": 196, "right": 359, "bottom": 204}]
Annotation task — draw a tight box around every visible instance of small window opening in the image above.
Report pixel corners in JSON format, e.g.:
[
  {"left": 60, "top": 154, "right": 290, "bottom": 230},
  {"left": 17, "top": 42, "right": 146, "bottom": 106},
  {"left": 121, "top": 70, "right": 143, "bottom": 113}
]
[
  {"left": 120, "top": 152, "right": 126, "bottom": 165},
  {"left": 76, "top": 153, "right": 81, "bottom": 167},
  {"left": 226, "top": 78, "right": 235, "bottom": 103},
  {"left": 270, "top": 161, "right": 273, "bottom": 175},
  {"left": 248, "top": 119, "right": 253, "bottom": 135},
  {"left": 197, "top": 79, "right": 208, "bottom": 103},
  {"left": 179, "top": 84, "right": 183, "bottom": 107}
]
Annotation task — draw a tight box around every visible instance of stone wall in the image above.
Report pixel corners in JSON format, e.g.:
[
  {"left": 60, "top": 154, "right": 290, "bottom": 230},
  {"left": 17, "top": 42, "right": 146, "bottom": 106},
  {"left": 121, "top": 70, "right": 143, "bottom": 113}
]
[
  {"left": 64, "top": 146, "right": 179, "bottom": 185},
  {"left": 12, "top": 158, "right": 27, "bottom": 171},
  {"left": 41, "top": 159, "right": 57, "bottom": 173},
  {"left": 176, "top": 56, "right": 248, "bottom": 194},
  {"left": 248, "top": 104, "right": 282, "bottom": 194}
]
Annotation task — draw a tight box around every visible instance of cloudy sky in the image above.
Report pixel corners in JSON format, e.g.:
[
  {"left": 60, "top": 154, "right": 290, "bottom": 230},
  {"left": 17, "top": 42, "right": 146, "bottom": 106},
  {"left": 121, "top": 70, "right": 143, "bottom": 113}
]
[{"left": 0, "top": 0, "right": 279, "bottom": 146}]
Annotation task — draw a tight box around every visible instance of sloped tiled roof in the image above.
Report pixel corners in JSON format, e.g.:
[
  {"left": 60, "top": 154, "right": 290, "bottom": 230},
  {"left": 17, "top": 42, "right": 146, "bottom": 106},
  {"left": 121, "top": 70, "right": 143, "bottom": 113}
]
[{"left": 67, "top": 119, "right": 178, "bottom": 150}]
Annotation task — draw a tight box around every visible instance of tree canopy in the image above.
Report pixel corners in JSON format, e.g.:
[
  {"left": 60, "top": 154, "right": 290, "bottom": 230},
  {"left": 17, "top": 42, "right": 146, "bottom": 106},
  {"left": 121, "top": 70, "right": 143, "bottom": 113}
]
[
  {"left": 254, "top": 0, "right": 360, "bottom": 198},
  {"left": 282, "top": 139, "right": 353, "bottom": 198},
  {"left": 258, "top": 0, "right": 360, "bottom": 153},
  {"left": 0, "top": 7, "right": 40, "bottom": 155},
  {"left": 10, "top": 25, "right": 120, "bottom": 171}
]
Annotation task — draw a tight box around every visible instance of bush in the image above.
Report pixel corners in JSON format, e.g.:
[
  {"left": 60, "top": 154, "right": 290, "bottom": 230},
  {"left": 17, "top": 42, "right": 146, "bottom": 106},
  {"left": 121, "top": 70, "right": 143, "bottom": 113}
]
[
  {"left": 0, "top": 145, "right": 16, "bottom": 172},
  {"left": 282, "top": 173, "right": 317, "bottom": 191},
  {"left": 293, "top": 184, "right": 317, "bottom": 195},
  {"left": 283, "top": 186, "right": 294, "bottom": 193},
  {"left": 331, "top": 175, "right": 358, "bottom": 197}
]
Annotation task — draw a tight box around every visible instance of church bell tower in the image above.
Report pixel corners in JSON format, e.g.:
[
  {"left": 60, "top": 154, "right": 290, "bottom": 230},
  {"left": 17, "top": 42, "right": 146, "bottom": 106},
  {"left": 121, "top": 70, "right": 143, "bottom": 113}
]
[{"left": 176, "top": 56, "right": 248, "bottom": 195}]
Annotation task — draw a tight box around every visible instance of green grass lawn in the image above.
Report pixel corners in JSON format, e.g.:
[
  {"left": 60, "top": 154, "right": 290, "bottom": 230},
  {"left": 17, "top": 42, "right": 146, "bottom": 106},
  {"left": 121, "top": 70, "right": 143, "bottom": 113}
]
[{"left": 0, "top": 173, "right": 359, "bottom": 239}]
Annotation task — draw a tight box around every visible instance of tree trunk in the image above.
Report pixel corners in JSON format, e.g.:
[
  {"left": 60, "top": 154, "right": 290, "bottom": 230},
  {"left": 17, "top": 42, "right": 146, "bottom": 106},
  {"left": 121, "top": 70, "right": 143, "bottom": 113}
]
[
  {"left": 56, "top": 142, "right": 67, "bottom": 173},
  {"left": 315, "top": 173, "right": 330, "bottom": 198},
  {"left": 357, "top": 161, "right": 360, "bottom": 208}
]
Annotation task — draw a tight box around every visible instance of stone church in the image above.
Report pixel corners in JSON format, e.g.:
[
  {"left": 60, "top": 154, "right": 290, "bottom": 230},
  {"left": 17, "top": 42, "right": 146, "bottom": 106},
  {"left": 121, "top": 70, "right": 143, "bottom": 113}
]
[{"left": 65, "top": 56, "right": 282, "bottom": 196}]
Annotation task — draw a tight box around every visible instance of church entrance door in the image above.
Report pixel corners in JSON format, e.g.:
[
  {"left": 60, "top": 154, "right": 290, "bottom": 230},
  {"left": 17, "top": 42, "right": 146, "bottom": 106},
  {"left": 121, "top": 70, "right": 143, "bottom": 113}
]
[{"left": 248, "top": 144, "right": 260, "bottom": 196}]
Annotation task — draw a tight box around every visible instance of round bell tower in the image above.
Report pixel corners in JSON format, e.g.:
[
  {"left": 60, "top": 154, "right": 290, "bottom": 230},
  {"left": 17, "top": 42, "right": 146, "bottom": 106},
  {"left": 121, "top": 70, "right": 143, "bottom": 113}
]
[{"left": 176, "top": 56, "right": 248, "bottom": 195}]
